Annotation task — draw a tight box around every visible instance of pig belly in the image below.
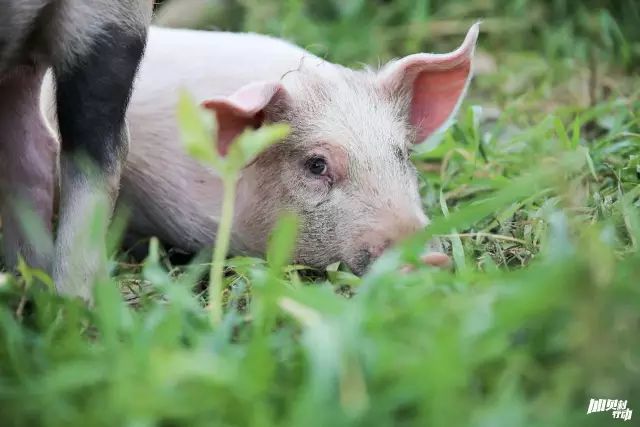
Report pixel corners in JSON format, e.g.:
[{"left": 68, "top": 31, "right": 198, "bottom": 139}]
[{"left": 118, "top": 142, "right": 221, "bottom": 253}]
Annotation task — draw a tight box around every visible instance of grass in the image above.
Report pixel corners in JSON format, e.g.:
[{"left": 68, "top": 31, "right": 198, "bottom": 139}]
[{"left": 1, "top": 0, "right": 639, "bottom": 426}]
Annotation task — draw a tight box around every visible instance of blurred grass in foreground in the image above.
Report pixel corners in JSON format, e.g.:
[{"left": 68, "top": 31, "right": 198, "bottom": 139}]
[{"left": 1, "top": 0, "right": 640, "bottom": 426}]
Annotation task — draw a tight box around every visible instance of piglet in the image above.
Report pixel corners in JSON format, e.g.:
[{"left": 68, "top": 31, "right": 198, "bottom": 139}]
[{"left": 118, "top": 25, "right": 479, "bottom": 274}]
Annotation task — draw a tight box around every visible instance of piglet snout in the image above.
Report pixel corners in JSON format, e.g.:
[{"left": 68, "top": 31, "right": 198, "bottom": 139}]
[
  {"left": 362, "top": 214, "right": 451, "bottom": 270},
  {"left": 367, "top": 241, "right": 451, "bottom": 268},
  {"left": 364, "top": 213, "right": 425, "bottom": 257}
]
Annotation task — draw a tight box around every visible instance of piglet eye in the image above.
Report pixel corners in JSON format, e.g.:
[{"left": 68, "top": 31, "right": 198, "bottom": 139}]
[{"left": 306, "top": 156, "right": 328, "bottom": 176}]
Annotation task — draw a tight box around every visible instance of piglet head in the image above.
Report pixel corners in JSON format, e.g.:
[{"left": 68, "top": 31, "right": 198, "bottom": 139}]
[{"left": 201, "top": 24, "right": 479, "bottom": 274}]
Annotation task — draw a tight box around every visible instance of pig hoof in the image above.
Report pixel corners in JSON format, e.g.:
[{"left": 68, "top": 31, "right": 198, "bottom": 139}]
[
  {"left": 421, "top": 252, "right": 452, "bottom": 268},
  {"left": 399, "top": 264, "right": 414, "bottom": 274},
  {"left": 399, "top": 252, "right": 452, "bottom": 273}
]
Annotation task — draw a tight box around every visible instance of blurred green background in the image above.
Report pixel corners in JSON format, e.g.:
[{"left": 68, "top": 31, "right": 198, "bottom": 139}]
[
  {"left": 153, "top": 0, "right": 639, "bottom": 69},
  {"left": 0, "top": 1, "right": 638, "bottom": 426}
]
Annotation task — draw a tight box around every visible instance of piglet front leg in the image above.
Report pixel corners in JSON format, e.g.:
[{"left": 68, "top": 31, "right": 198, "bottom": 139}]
[{"left": 52, "top": 24, "right": 148, "bottom": 301}]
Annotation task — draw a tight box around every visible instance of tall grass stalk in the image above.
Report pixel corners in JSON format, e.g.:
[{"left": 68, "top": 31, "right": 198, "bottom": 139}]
[
  {"left": 208, "top": 175, "right": 237, "bottom": 324},
  {"left": 177, "top": 91, "right": 289, "bottom": 325}
]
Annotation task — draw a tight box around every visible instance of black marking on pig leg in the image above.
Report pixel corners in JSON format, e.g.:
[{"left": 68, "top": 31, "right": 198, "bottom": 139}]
[
  {"left": 0, "top": 0, "right": 49, "bottom": 75},
  {"left": 54, "top": 24, "right": 147, "bottom": 170},
  {"left": 51, "top": 23, "right": 148, "bottom": 298}
]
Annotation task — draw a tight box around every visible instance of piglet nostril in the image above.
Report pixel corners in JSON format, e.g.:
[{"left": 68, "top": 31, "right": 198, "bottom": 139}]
[
  {"left": 353, "top": 248, "right": 372, "bottom": 274},
  {"left": 367, "top": 246, "right": 382, "bottom": 259},
  {"left": 367, "top": 239, "right": 392, "bottom": 259}
]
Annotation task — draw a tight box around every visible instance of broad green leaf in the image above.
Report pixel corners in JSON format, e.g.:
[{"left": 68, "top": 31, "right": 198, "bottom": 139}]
[
  {"left": 439, "top": 190, "right": 466, "bottom": 272},
  {"left": 177, "top": 90, "right": 220, "bottom": 168},
  {"left": 226, "top": 123, "right": 290, "bottom": 171},
  {"left": 266, "top": 211, "right": 299, "bottom": 273},
  {"left": 553, "top": 116, "right": 574, "bottom": 149}
]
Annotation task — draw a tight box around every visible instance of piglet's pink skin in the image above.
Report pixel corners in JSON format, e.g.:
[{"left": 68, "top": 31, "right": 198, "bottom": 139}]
[{"left": 46, "top": 25, "right": 478, "bottom": 274}]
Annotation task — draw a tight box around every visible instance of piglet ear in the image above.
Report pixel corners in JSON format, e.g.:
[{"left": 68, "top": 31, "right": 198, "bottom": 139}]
[
  {"left": 202, "top": 81, "right": 287, "bottom": 155},
  {"left": 378, "top": 23, "right": 479, "bottom": 143}
]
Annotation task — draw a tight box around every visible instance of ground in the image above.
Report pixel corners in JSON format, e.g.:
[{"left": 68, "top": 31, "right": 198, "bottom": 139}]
[{"left": 0, "top": 1, "right": 639, "bottom": 426}]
